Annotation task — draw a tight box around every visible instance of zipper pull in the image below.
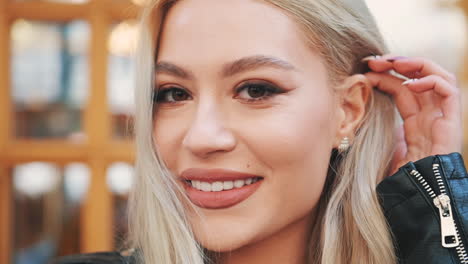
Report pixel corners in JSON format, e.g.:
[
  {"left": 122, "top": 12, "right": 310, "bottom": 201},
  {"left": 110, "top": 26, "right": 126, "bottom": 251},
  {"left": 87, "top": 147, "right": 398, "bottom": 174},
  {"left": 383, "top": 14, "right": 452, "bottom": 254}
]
[{"left": 433, "top": 194, "right": 460, "bottom": 248}]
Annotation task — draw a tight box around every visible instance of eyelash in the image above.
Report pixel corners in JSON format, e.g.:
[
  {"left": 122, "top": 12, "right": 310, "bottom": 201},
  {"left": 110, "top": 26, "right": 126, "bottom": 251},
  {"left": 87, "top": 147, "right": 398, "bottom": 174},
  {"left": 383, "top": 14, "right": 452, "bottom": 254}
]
[
  {"left": 153, "top": 81, "right": 285, "bottom": 104},
  {"left": 235, "top": 81, "right": 285, "bottom": 102},
  {"left": 153, "top": 87, "right": 192, "bottom": 104}
]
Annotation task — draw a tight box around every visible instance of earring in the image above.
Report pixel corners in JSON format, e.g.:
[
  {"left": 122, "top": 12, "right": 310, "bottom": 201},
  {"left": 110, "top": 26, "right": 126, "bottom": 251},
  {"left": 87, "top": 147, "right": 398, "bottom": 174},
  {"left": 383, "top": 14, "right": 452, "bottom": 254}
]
[{"left": 338, "top": 137, "right": 350, "bottom": 153}]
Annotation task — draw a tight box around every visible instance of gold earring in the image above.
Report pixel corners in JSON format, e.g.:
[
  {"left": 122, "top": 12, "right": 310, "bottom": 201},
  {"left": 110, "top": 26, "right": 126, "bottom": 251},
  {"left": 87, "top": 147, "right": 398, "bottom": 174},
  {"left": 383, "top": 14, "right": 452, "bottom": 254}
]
[{"left": 338, "top": 137, "right": 350, "bottom": 153}]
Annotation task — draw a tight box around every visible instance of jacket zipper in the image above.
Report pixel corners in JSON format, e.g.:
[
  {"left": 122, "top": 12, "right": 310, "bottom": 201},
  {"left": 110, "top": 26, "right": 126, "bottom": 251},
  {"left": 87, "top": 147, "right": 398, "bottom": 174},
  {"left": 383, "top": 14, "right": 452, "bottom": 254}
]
[
  {"left": 433, "top": 164, "right": 468, "bottom": 263},
  {"left": 409, "top": 164, "right": 468, "bottom": 263}
]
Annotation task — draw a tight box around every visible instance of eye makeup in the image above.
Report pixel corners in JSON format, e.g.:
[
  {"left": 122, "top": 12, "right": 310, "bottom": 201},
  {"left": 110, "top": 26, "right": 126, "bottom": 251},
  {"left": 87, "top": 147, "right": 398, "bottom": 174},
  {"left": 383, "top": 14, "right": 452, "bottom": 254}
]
[{"left": 234, "top": 80, "right": 287, "bottom": 103}]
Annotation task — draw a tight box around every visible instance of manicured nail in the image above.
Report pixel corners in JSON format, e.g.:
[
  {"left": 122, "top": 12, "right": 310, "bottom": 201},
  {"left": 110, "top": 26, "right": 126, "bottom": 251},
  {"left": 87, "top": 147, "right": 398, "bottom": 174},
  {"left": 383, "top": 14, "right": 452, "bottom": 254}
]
[
  {"left": 387, "top": 56, "right": 408, "bottom": 62},
  {"left": 361, "top": 55, "right": 381, "bottom": 62},
  {"left": 402, "top": 78, "right": 418, "bottom": 86}
]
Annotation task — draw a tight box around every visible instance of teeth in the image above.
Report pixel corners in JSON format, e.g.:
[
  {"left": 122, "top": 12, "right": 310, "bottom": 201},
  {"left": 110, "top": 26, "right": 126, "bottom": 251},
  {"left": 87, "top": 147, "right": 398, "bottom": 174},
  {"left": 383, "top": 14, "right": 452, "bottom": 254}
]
[
  {"left": 190, "top": 177, "right": 260, "bottom": 192},
  {"left": 223, "top": 181, "right": 233, "bottom": 190},
  {"left": 200, "top": 182, "right": 212, "bottom": 192},
  {"left": 212, "top": 181, "right": 223, "bottom": 192},
  {"left": 193, "top": 180, "right": 200, "bottom": 189},
  {"left": 234, "top": 179, "right": 245, "bottom": 188}
]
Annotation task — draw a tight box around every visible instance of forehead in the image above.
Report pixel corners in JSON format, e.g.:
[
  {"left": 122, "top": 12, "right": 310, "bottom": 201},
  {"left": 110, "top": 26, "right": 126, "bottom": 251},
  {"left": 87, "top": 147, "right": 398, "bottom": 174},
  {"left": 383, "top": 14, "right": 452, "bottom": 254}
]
[{"left": 157, "top": 0, "right": 322, "bottom": 70}]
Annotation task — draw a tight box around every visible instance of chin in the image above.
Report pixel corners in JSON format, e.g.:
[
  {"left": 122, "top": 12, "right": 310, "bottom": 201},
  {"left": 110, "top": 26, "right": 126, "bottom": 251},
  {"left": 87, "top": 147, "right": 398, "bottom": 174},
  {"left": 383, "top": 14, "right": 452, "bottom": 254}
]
[
  {"left": 190, "top": 211, "right": 268, "bottom": 252},
  {"left": 197, "top": 233, "right": 252, "bottom": 252},
  {"left": 192, "top": 222, "right": 255, "bottom": 252}
]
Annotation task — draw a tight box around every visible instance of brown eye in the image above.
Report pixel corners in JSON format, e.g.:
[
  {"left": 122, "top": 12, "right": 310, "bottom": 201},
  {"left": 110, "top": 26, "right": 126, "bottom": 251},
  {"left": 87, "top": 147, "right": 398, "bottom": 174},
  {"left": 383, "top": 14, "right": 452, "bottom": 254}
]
[
  {"left": 245, "top": 84, "right": 268, "bottom": 98},
  {"left": 155, "top": 87, "right": 192, "bottom": 103},
  {"left": 235, "top": 82, "right": 284, "bottom": 102}
]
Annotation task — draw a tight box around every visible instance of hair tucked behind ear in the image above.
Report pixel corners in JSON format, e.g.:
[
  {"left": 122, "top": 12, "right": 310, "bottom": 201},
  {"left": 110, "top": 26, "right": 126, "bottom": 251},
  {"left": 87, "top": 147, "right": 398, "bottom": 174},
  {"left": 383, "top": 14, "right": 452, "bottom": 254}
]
[{"left": 129, "top": 0, "right": 399, "bottom": 263}]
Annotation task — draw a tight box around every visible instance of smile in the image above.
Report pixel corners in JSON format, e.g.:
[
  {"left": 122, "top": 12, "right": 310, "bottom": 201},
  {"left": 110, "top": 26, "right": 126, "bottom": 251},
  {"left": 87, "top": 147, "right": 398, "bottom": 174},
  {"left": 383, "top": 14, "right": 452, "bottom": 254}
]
[
  {"left": 186, "top": 177, "right": 262, "bottom": 192},
  {"left": 180, "top": 168, "right": 264, "bottom": 209}
]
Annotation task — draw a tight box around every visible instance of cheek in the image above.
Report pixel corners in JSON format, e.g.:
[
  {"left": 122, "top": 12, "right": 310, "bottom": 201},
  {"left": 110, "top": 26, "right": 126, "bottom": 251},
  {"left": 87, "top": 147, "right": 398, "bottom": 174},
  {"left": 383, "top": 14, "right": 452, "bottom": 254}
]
[
  {"left": 250, "top": 97, "right": 334, "bottom": 206},
  {"left": 238, "top": 94, "right": 335, "bottom": 174},
  {"left": 152, "top": 114, "right": 185, "bottom": 168}
]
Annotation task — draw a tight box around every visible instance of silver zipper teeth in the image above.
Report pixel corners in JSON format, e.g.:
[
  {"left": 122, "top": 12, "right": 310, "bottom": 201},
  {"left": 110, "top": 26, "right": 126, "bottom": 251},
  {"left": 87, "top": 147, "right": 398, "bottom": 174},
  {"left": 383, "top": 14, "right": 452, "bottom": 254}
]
[
  {"left": 434, "top": 164, "right": 468, "bottom": 264},
  {"left": 410, "top": 169, "right": 436, "bottom": 198}
]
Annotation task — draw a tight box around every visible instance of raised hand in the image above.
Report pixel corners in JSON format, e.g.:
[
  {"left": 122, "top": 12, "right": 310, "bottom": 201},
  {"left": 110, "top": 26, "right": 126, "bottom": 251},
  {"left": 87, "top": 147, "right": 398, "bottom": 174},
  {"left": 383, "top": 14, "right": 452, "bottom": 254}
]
[{"left": 363, "top": 55, "right": 462, "bottom": 176}]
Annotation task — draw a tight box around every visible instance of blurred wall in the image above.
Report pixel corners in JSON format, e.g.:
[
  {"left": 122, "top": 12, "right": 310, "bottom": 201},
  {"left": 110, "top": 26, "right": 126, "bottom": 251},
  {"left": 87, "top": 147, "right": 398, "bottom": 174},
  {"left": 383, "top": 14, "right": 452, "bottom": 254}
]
[{"left": 0, "top": 1, "right": 467, "bottom": 264}]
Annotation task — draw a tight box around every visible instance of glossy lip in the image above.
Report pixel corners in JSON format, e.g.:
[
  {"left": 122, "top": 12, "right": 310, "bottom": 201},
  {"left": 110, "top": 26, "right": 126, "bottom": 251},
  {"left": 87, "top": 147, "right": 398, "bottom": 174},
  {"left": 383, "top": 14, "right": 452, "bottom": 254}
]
[{"left": 180, "top": 168, "right": 264, "bottom": 209}]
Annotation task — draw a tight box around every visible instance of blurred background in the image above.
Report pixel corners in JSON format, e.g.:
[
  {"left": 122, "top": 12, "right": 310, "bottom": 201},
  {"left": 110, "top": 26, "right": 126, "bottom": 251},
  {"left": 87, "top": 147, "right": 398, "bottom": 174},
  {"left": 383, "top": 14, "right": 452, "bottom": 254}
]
[{"left": 0, "top": 0, "right": 467, "bottom": 263}]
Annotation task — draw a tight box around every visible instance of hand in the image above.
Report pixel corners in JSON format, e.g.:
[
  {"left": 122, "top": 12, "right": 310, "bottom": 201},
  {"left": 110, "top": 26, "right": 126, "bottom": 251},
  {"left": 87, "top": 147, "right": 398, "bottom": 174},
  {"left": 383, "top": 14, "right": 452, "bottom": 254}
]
[{"left": 363, "top": 55, "right": 462, "bottom": 176}]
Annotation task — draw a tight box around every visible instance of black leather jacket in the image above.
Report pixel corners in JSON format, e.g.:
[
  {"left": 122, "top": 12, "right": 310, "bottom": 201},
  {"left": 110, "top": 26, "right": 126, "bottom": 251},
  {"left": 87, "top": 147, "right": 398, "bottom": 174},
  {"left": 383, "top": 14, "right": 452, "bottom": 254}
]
[
  {"left": 378, "top": 152, "right": 468, "bottom": 263},
  {"left": 54, "top": 152, "right": 468, "bottom": 264}
]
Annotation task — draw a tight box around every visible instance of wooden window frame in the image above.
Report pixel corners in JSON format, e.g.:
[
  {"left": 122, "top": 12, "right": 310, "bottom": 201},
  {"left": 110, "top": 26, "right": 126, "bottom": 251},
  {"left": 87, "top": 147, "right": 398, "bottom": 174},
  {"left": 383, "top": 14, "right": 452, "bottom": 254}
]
[
  {"left": 1, "top": 1, "right": 468, "bottom": 264},
  {"left": 0, "top": 0, "right": 139, "bottom": 263}
]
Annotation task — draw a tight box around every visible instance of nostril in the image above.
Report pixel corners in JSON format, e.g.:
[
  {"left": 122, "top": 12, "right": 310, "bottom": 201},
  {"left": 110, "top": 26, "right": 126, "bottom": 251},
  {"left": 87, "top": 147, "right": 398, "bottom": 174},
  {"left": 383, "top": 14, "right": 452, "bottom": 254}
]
[{"left": 182, "top": 128, "right": 237, "bottom": 158}]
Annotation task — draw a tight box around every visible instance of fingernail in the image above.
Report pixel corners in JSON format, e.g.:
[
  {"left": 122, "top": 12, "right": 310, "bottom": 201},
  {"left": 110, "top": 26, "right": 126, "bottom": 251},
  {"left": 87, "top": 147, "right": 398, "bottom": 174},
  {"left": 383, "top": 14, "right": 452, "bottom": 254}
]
[
  {"left": 402, "top": 78, "right": 418, "bottom": 86},
  {"left": 387, "top": 56, "right": 408, "bottom": 62},
  {"left": 361, "top": 55, "right": 381, "bottom": 62}
]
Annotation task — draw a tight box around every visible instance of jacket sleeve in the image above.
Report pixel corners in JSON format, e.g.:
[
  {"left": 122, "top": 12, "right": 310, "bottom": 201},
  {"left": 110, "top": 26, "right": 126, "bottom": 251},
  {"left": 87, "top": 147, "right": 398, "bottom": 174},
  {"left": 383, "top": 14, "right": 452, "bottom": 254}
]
[{"left": 377, "top": 152, "right": 468, "bottom": 264}]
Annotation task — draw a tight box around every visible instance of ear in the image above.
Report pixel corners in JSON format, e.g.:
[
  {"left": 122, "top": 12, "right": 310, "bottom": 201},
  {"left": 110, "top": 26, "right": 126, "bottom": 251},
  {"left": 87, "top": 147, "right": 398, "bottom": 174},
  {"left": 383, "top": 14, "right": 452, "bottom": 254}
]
[{"left": 333, "top": 74, "right": 372, "bottom": 148}]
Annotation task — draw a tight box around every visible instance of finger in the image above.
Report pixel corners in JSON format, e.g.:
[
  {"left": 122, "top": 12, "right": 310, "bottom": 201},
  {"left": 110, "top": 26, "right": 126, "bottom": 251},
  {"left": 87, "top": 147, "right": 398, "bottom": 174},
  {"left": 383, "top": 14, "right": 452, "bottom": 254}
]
[
  {"left": 364, "top": 54, "right": 396, "bottom": 73},
  {"left": 403, "top": 75, "right": 461, "bottom": 121},
  {"left": 365, "top": 55, "right": 457, "bottom": 84},
  {"left": 388, "top": 124, "right": 408, "bottom": 177},
  {"left": 365, "top": 72, "right": 420, "bottom": 119},
  {"left": 390, "top": 131, "right": 407, "bottom": 175},
  {"left": 415, "top": 90, "right": 437, "bottom": 111},
  {"left": 392, "top": 57, "right": 457, "bottom": 84}
]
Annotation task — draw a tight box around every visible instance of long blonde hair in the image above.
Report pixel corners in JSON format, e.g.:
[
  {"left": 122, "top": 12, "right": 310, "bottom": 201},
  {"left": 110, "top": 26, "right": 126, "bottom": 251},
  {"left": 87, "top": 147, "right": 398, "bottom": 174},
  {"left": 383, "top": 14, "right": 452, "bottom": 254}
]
[{"left": 128, "top": 0, "right": 399, "bottom": 263}]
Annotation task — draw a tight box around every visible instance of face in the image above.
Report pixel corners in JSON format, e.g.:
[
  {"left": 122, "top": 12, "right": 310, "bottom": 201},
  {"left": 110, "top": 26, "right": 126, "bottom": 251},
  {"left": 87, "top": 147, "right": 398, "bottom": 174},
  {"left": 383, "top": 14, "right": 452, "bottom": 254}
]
[{"left": 153, "top": 0, "right": 341, "bottom": 252}]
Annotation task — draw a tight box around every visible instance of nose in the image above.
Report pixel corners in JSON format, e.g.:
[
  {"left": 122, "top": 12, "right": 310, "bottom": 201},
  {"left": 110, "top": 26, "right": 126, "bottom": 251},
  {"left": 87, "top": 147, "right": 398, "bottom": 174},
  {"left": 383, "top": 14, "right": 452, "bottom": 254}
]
[{"left": 182, "top": 102, "right": 236, "bottom": 159}]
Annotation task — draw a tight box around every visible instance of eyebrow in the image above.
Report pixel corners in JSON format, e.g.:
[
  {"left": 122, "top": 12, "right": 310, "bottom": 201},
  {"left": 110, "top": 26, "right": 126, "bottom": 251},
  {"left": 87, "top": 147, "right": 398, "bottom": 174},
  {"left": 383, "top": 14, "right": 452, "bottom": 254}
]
[
  {"left": 221, "top": 55, "right": 296, "bottom": 77},
  {"left": 154, "top": 61, "right": 193, "bottom": 79},
  {"left": 154, "top": 55, "right": 297, "bottom": 80}
]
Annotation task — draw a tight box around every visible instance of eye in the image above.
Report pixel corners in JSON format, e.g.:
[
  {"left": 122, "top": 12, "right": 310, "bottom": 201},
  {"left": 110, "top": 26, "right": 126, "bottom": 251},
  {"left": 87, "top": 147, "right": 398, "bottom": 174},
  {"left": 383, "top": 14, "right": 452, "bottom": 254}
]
[
  {"left": 235, "top": 81, "right": 285, "bottom": 102},
  {"left": 154, "top": 87, "right": 192, "bottom": 103}
]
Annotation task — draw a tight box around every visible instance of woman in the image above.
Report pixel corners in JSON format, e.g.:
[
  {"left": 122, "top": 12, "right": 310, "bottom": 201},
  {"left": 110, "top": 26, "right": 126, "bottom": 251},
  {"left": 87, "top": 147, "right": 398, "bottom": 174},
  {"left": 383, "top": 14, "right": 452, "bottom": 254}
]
[{"left": 56, "top": 0, "right": 466, "bottom": 263}]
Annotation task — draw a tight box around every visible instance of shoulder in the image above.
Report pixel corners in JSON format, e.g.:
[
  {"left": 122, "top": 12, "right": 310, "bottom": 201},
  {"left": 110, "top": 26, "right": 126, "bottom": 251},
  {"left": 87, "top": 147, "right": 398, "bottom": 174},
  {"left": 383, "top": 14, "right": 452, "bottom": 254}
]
[{"left": 52, "top": 249, "right": 137, "bottom": 264}]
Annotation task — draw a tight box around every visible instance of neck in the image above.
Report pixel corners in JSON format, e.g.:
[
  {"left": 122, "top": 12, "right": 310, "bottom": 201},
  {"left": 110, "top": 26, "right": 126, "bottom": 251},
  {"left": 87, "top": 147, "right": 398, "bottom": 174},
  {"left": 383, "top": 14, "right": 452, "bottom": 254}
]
[{"left": 219, "top": 212, "right": 315, "bottom": 264}]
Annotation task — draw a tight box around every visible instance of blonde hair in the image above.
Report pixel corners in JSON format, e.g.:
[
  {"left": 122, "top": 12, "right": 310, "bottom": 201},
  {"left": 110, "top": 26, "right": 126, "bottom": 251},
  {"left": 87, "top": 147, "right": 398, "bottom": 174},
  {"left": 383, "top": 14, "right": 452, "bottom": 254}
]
[{"left": 128, "top": 0, "right": 399, "bottom": 263}]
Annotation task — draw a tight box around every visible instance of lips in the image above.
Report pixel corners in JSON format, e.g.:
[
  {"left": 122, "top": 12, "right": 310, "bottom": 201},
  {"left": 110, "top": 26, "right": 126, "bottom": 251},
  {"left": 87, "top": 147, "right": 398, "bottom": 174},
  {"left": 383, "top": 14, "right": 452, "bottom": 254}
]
[{"left": 180, "top": 168, "right": 264, "bottom": 209}]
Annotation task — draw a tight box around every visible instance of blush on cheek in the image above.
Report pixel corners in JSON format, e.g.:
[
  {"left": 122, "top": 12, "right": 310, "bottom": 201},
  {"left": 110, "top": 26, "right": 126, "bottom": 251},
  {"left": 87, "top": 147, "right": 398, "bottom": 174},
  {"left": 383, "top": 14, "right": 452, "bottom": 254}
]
[
  {"left": 239, "top": 100, "right": 334, "bottom": 212},
  {"left": 243, "top": 105, "right": 334, "bottom": 167}
]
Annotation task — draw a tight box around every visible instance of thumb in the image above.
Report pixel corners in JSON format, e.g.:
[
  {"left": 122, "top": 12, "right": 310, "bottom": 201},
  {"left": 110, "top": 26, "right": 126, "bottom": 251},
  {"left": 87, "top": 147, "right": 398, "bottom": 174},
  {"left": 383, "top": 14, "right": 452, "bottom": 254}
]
[{"left": 389, "top": 125, "right": 407, "bottom": 176}]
